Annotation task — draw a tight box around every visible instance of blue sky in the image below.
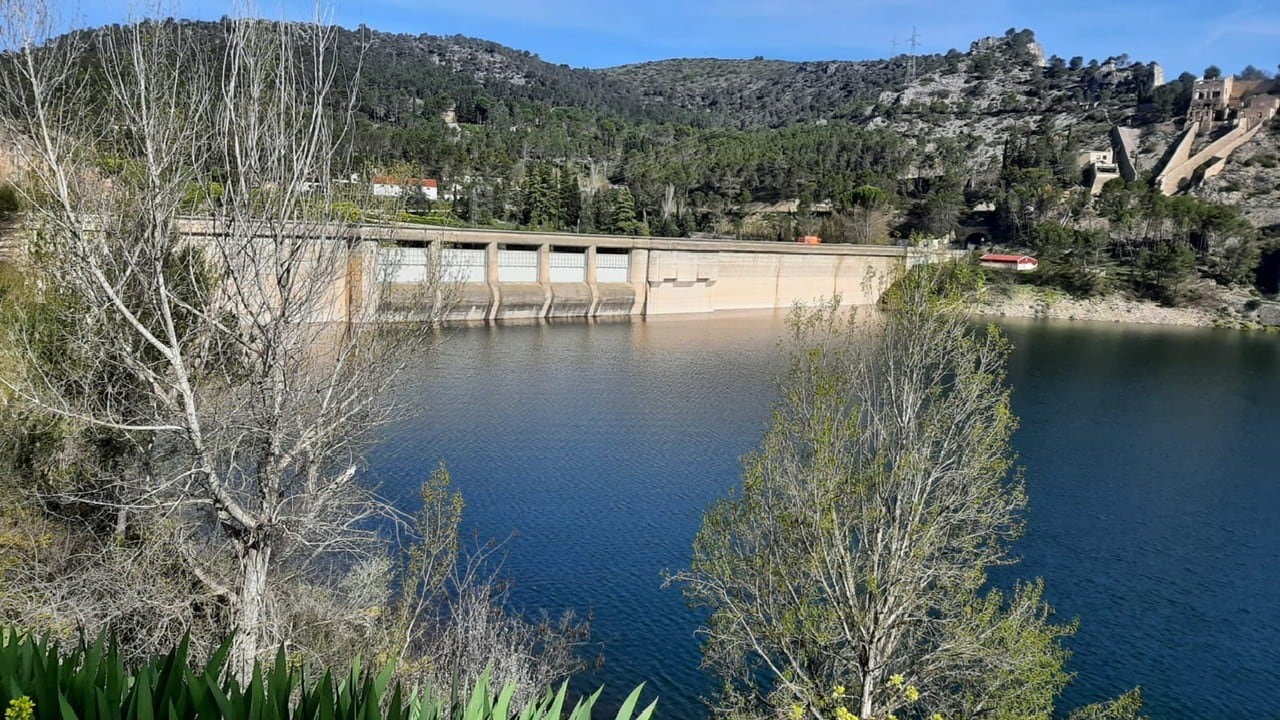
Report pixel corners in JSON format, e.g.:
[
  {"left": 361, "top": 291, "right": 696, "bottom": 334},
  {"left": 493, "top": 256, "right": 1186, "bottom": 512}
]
[{"left": 62, "top": 0, "right": 1279, "bottom": 78}]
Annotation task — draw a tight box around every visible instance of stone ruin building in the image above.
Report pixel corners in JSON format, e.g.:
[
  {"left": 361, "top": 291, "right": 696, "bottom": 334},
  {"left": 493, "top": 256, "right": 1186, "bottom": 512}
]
[{"left": 1078, "top": 74, "right": 1280, "bottom": 196}]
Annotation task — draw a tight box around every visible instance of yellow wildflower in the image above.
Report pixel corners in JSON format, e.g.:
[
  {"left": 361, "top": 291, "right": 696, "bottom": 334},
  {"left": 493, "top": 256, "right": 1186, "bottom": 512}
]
[
  {"left": 832, "top": 684, "right": 846, "bottom": 698},
  {"left": 5, "top": 696, "right": 35, "bottom": 720},
  {"left": 790, "top": 704, "right": 804, "bottom": 720},
  {"left": 834, "top": 707, "right": 859, "bottom": 720},
  {"left": 931, "top": 714, "right": 945, "bottom": 720},
  {"left": 905, "top": 685, "right": 920, "bottom": 703},
  {"left": 889, "top": 673, "right": 905, "bottom": 687}
]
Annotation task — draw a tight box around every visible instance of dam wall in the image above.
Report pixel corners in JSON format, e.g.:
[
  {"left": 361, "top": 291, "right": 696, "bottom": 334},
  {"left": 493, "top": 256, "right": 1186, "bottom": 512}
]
[
  {"left": 172, "top": 221, "right": 939, "bottom": 324},
  {"left": 360, "top": 226, "right": 921, "bottom": 322}
]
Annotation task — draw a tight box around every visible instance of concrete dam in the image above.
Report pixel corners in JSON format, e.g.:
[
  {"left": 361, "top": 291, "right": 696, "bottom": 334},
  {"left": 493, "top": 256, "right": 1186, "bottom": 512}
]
[{"left": 361, "top": 226, "right": 929, "bottom": 322}]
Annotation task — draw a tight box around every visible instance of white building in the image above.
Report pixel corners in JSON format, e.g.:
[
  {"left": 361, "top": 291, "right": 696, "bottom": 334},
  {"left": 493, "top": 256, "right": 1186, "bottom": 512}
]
[{"left": 371, "top": 176, "right": 438, "bottom": 201}]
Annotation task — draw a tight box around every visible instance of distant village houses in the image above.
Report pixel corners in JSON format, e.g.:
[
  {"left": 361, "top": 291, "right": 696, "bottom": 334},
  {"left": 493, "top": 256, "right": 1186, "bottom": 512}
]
[{"left": 371, "top": 176, "right": 438, "bottom": 201}]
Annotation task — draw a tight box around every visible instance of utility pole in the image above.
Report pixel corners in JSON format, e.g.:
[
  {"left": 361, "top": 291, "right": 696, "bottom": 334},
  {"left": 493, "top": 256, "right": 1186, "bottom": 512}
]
[{"left": 907, "top": 26, "right": 920, "bottom": 83}]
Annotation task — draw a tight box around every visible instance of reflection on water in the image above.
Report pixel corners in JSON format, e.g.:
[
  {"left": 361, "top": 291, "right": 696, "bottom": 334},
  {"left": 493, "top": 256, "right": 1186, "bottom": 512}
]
[
  {"left": 995, "top": 317, "right": 1280, "bottom": 719},
  {"left": 369, "top": 313, "right": 1280, "bottom": 720}
]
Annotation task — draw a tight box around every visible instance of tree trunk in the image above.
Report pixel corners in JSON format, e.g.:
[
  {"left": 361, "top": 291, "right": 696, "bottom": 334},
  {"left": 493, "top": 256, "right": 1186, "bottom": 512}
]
[
  {"left": 231, "top": 540, "right": 272, "bottom": 679},
  {"left": 860, "top": 674, "right": 877, "bottom": 720}
]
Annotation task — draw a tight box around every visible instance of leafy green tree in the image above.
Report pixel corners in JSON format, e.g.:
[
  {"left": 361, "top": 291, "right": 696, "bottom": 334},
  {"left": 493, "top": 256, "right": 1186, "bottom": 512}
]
[
  {"left": 997, "top": 167, "right": 1058, "bottom": 241},
  {"left": 1027, "top": 222, "right": 1109, "bottom": 297},
  {"left": 520, "top": 162, "right": 559, "bottom": 228},
  {"left": 1135, "top": 241, "right": 1197, "bottom": 305},
  {"left": 1238, "top": 64, "right": 1269, "bottom": 81},
  {"left": 558, "top": 168, "right": 582, "bottom": 231},
  {"left": 845, "top": 185, "right": 891, "bottom": 244},
  {"left": 914, "top": 173, "right": 965, "bottom": 238},
  {"left": 1203, "top": 65, "right": 1221, "bottom": 80},
  {"left": 608, "top": 186, "right": 641, "bottom": 235},
  {"left": 1047, "top": 55, "right": 1067, "bottom": 79},
  {"left": 674, "top": 266, "right": 1074, "bottom": 720}
]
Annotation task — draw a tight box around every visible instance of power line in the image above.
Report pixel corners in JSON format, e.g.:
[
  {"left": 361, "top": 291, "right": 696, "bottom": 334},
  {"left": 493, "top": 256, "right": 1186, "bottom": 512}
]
[{"left": 907, "top": 26, "right": 920, "bottom": 83}]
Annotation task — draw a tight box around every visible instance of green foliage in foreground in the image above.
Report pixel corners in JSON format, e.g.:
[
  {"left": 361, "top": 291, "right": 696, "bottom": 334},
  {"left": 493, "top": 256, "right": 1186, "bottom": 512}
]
[
  {"left": 0, "top": 630, "right": 656, "bottom": 720},
  {"left": 1067, "top": 688, "right": 1148, "bottom": 720}
]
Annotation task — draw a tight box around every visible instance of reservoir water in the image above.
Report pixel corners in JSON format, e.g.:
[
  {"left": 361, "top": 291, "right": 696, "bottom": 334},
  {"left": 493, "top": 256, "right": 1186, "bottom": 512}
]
[{"left": 368, "top": 313, "right": 1280, "bottom": 719}]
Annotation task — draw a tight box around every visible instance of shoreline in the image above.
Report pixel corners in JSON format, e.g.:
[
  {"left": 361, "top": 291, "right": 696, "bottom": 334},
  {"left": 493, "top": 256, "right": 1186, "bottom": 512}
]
[{"left": 966, "top": 285, "right": 1274, "bottom": 330}]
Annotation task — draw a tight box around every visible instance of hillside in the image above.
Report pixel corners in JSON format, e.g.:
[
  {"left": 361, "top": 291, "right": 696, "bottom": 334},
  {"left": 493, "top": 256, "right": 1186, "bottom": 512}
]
[
  {"left": 601, "top": 55, "right": 935, "bottom": 127},
  {"left": 605, "top": 33, "right": 1168, "bottom": 170},
  {"left": 5, "top": 21, "right": 1280, "bottom": 311},
  {"left": 331, "top": 24, "right": 1280, "bottom": 312},
  {"left": 327, "top": 25, "right": 1171, "bottom": 179},
  {"left": 329, "top": 25, "right": 693, "bottom": 126}
]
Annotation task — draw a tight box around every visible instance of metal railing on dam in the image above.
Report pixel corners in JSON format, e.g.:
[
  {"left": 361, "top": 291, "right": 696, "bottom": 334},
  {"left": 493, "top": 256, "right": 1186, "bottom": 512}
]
[{"left": 175, "top": 220, "right": 948, "bottom": 323}]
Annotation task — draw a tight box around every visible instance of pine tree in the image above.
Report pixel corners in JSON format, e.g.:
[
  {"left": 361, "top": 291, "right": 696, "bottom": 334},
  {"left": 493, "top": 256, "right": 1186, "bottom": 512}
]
[
  {"left": 558, "top": 167, "right": 582, "bottom": 231},
  {"left": 609, "top": 186, "right": 640, "bottom": 235}
]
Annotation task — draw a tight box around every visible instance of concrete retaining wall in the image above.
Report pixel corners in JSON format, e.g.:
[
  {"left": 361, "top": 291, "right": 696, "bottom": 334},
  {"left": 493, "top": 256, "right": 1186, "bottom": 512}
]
[
  {"left": 449, "top": 283, "right": 494, "bottom": 322},
  {"left": 594, "top": 283, "right": 637, "bottom": 317},
  {"left": 547, "top": 282, "right": 592, "bottom": 318},
  {"left": 1111, "top": 126, "right": 1141, "bottom": 182},
  {"left": 339, "top": 226, "right": 924, "bottom": 323},
  {"left": 1157, "top": 122, "right": 1263, "bottom": 195},
  {"left": 640, "top": 250, "right": 895, "bottom": 315},
  {"left": 171, "top": 223, "right": 926, "bottom": 325}
]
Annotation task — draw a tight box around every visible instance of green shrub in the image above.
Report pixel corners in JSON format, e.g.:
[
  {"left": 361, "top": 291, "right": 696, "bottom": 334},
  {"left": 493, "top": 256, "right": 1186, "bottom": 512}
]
[{"left": 0, "top": 629, "right": 656, "bottom": 720}]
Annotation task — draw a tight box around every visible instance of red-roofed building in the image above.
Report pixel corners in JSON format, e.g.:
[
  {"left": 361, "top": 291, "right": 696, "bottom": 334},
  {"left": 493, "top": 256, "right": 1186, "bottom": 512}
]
[
  {"left": 979, "top": 254, "right": 1038, "bottom": 272},
  {"left": 371, "top": 176, "right": 438, "bottom": 201}
]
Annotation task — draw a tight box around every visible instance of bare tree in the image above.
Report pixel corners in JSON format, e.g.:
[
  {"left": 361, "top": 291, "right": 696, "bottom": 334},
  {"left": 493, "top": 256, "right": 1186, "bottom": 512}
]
[
  {"left": 381, "top": 465, "right": 587, "bottom": 708},
  {"left": 0, "top": 3, "right": 448, "bottom": 676},
  {"left": 659, "top": 183, "right": 677, "bottom": 219},
  {"left": 672, "top": 266, "right": 1074, "bottom": 720}
]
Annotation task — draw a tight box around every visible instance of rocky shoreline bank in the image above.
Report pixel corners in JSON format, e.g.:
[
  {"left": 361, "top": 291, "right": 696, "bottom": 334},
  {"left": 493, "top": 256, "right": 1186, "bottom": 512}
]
[{"left": 967, "top": 285, "right": 1280, "bottom": 330}]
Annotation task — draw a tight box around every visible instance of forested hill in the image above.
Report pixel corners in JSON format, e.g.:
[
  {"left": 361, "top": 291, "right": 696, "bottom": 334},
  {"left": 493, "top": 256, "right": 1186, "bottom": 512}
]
[
  {"left": 21, "top": 20, "right": 1280, "bottom": 307},
  {"left": 332, "top": 24, "right": 1173, "bottom": 174},
  {"left": 602, "top": 55, "right": 939, "bottom": 127},
  {"left": 319, "top": 24, "right": 1046, "bottom": 129},
  {"left": 66, "top": 22, "right": 1169, "bottom": 173},
  {"left": 341, "top": 24, "right": 1158, "bottom": 133},
  {"left": 329, "top": 21, "right": 1280, "bottom": 313},
  {"left": 332, "top": 23, "right": 1175, "bottom": 178},
  {"left": 329, "top": 25, "right": 694, "bottom": 126}
]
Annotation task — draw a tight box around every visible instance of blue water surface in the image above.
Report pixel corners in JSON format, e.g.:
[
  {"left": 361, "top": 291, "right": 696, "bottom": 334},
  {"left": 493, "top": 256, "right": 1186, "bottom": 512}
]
[{"left": 368, "top": 313, "right": 1280, "bottom": 719}]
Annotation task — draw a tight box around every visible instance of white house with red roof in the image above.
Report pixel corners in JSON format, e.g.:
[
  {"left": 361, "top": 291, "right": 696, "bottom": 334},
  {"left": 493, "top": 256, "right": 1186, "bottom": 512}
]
[
  {"left": 979, "top": 254, "right": 1038, "bottom": 271},
  {"left": 371, "top": 176, "right": 438, "bottom": 201}
]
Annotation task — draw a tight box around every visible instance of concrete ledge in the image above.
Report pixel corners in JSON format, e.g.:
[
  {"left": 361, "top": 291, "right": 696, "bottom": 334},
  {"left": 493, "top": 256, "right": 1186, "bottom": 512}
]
[
  {"left": 594, "top": 283, "right": 638, "bottom": 317},
  {"left": 442, "top": 283, "right": 493, "bottom": 322},
  {"left": 493, "top": 282, "right": 547, "bottom": 321},
  {"left": 547, "top": 283, "right": 592, "bottom": 319}
]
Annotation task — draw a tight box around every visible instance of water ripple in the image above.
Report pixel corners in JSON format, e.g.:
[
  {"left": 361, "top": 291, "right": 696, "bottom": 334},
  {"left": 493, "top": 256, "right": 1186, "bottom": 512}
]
[{"left": 370, "top": 315, "right": 1280, "bottom": 720}]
